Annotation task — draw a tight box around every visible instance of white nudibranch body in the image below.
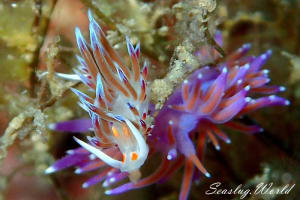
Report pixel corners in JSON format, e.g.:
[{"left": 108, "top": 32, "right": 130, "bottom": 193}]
[
  {"left": 54, "top": 10, "right": 151, "bottom": 176},
  {"left": 73, "top": 119, "right": 149, "bottom": 173}
]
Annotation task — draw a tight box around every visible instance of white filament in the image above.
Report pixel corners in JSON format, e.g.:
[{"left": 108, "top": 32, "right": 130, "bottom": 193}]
[{"left": 73, "top": 137, "right": 122, "bottom": 169}]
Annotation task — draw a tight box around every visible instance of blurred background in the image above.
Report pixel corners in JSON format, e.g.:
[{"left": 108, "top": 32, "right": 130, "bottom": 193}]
[{"left": 0, "top": 0, "right": 299, "bottom": 199}]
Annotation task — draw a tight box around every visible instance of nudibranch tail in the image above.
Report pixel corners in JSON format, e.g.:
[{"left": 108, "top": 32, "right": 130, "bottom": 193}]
[{"left": 143, "top": 41, "right": 288, "bottom": 200}]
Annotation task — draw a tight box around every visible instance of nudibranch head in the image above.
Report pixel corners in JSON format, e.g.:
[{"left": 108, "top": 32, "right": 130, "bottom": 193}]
[
  {"left": 46, "top": 10, "right": 151, "bottom": 176},
  {"left": 73, "top": 118, "right": 149, "bottom": 174}
]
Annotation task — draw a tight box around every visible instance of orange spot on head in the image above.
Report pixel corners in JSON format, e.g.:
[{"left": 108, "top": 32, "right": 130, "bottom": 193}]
[
  {"left": 112, "top": 126, "right": 120, "bottom": 138},
  {"left": 122, "top": 154, "right": 126, "bottom": 163},
  {"left": 131, "top": 152, "right": 139, "bottom": 161}
]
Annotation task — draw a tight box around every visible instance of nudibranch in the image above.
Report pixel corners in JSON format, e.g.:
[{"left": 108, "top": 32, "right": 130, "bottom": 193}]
[
  {"left": 45, "top": 10, "right": 152, "bottom": 182},
  {"left": 45, "top": 11, "right": 289, "bottom": 200}
]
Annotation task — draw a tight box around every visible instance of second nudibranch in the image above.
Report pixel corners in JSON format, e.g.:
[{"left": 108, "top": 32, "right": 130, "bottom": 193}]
[{"left": 46, "top": 11, "right": 152, "bottom": 181}]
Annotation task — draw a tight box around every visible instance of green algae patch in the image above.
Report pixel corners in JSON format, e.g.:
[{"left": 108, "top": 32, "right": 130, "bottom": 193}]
[{"left": 0, "top": 1, "right": 37, "bottom": 52}]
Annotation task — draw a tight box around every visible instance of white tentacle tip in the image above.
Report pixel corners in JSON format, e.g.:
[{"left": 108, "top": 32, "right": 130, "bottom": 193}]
[
  {"left": 82, "top": 183, "right": 88, "bottom": 188},
  {"left": 279, "top": 86, "right": 286, "bottom": 92},
  {"left": 47, "top": 123, "right": 56, "bottom": 130},
  {"left": 245, "top": 97, "right": 252, "bottom": 103},
  {"left": 45, "top": 166, "right": 56, "bottom": 174},
  {"left": 75, "top": 168, "right": 82, "bottom": 174},
  {"left": 109, "top": 177, "right": 116, "bottom": 184},
  {"left": 263, "top": 69, "right": 270, "bottom": 74},
  {"left": 205, "top": 172, "right": 211, "bottom": 178},
  {"left": 102, "top": 180, "right": 109, "bottom": 187},
  {"left": 243, "top": 63, "right": 250, "bottom": 69},
  {"left": 226, "top": 139, "right": 231, "bottom": 144},
  {"left": 105, "top": 190, "right": 112, "bottom": 195},
  {"left": 245, "top": 85, "right": 251, "bottom": 91},
  {"left": 66, "top": 149, "right": 74, "bottom": 155},
  {"left": 285, "top": 100, "right": 290, "bottom": 106},
  {"left": 89, "top": 154, "right": 96, "bottom": 160},
  {"left": 167, "top": 155, "right": 172, "bottom": 160},
  {"left": 259, "top": 128, "right": 264, "bottom": 132},
  {"left": 261, "top": 54, "right": 267, "bottom": 60}
]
